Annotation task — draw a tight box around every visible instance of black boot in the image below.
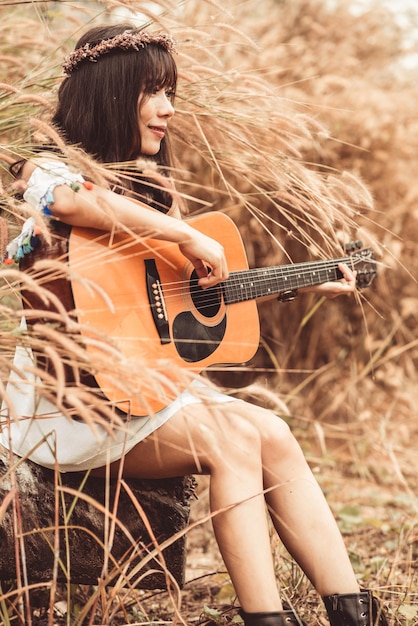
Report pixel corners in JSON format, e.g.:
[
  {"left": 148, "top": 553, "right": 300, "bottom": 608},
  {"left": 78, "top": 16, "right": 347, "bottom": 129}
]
[
  {"left": 323, "top": 589, "right": 389, "bottom": 626},
  {"left": 240, "top": 609, "right": 306, "bottom": 626}
]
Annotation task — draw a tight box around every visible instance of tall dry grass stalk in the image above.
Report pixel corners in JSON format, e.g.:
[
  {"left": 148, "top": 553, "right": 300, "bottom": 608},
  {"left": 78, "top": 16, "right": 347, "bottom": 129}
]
[{"left": 1, "top": 0, "right": 417, "bottom": 623}]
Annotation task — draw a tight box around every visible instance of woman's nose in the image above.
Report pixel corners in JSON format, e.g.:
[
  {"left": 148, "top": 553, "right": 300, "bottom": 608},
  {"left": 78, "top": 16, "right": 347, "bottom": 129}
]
[{"left": 159, "top": 94, "right": 175, "bottom": 117}]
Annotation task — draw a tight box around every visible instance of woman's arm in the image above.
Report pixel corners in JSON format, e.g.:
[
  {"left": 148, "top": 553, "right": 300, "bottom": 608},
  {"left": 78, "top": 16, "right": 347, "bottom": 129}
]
[
  {"left": 16, "top": 159, "right": 228, "bottom": 288},
  {"left": 9, "top": 157, "right": 356, "bottom": 297}
]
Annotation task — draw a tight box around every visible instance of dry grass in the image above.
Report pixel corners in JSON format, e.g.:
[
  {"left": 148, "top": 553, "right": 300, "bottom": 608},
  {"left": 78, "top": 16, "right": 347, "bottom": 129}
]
[{"left": 0, "top": 0, "right": 417, "bottom": 624}]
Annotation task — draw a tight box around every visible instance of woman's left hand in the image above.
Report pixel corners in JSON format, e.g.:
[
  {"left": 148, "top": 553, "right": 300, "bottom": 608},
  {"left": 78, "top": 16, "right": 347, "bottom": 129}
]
[{"left": 300, "top": 263, "right": 357, "bottom": 299}]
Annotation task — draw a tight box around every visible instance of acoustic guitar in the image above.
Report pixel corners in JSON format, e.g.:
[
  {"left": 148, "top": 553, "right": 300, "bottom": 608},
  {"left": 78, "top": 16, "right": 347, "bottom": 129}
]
[{"left": 47, "top": 211, "right": 378, "bottom": 417}]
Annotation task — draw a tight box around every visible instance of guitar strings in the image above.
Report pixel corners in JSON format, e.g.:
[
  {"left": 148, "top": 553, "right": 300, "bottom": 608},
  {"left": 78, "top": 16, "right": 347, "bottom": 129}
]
[
  {"left": 137, "top": 254, "right": 376, "bottom": 317},
  {"left": 158, "top": 254, "right": 374, "bottom": 299}
]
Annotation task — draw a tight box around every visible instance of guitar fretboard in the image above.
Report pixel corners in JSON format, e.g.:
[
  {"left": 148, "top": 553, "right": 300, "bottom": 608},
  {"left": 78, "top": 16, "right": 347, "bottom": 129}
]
[{"left": 222, "top": 258, "right": 348, "bottom": 304}]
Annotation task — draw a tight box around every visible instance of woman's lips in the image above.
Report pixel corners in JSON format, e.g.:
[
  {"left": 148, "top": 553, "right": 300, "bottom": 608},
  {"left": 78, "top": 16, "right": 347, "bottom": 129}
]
[{"left": 149, "top": 125, "right": 166, "bottom": 138}]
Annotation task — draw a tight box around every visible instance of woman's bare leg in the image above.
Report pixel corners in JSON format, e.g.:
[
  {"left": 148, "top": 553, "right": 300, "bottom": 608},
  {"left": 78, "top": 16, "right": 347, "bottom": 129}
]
[
  {"left": 99, "top": 400, "right": 284, "bottom": 612},
  {"left": 96, "top": 398, "right": 359, "bottom": 612},
  {"left": 230, "top": 401, "right": 360, "bottom": 596}
]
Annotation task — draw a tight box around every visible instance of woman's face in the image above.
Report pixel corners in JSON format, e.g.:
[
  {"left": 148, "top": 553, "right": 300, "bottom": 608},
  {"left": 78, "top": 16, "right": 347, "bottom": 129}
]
[{"left": 138, "top": 88, "right": 175, "bottom": 155}]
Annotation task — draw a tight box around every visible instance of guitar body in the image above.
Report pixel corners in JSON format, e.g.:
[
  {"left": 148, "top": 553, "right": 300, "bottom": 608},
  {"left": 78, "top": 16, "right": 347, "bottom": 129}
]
[{"left": 69, "top": 212, "right": 260, "bottom": 416}]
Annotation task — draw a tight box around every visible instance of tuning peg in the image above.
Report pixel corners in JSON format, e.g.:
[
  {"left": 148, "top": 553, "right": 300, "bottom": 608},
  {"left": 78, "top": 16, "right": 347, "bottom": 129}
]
[{"left": 345, "top": 240, "right": 363, "bottom": 253}]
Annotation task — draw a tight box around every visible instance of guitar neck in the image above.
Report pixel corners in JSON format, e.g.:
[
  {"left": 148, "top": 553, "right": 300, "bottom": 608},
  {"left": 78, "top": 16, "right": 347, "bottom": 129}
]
[{"left": 222, "top": 257, "right": 348, "bottom": 304}]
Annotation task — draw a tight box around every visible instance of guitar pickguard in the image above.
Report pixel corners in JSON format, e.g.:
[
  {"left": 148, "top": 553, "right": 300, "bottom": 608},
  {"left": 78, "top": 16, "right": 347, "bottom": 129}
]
[{"left": 172, "top": 311, "right": 227, "bottom": 362}]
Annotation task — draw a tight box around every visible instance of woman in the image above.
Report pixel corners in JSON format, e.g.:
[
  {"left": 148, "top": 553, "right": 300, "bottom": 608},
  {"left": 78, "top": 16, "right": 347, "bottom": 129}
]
[{"left": 1, "top": 24, "right": 388, "bottom": 626}]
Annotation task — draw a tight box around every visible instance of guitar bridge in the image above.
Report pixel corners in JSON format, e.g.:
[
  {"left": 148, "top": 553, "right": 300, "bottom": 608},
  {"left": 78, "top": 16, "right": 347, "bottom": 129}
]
[{"left": 145, "top": 258, "right": 171, "bottom": 345}]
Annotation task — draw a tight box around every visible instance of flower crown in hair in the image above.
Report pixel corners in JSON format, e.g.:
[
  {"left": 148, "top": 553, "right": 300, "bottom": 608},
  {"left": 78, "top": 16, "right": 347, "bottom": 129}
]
[{"left": 62, "top": 30, "right": 176, "bottom": 76}]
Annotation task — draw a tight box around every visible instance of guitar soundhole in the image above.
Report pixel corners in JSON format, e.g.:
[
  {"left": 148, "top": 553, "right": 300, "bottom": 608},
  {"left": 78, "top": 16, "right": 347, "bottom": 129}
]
[{"left": 190, "top": 270, "right": 222, "bottom": 318}]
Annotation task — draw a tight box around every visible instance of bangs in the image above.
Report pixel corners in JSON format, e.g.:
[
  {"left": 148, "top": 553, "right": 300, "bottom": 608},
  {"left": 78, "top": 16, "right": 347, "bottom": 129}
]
[{"left": 141, "top": 44, "right": 177, "bottom": 96}]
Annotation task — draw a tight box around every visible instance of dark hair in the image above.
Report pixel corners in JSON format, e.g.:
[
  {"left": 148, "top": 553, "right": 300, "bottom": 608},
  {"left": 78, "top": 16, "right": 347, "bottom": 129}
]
[{"left": 52, "top": 24, "right": 178, "bottom": 210}]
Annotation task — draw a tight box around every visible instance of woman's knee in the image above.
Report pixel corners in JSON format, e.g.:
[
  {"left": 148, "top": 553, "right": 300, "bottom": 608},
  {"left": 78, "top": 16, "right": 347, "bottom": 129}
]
[
  {"left": 230, "top": 401, "right": 302, "bottom": 459},
  {"left": 195, "top": 402, "right": 263, "bottom": 471}
]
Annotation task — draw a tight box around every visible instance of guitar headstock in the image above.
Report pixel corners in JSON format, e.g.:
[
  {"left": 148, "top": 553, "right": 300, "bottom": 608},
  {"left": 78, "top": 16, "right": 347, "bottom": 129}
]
[{"left": 345, "top": 240, "right": 377, "bottom": 289}]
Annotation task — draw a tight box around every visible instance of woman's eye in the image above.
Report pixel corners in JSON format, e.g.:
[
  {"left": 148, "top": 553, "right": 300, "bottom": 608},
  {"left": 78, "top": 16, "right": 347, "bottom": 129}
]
[{"left": 150, "top": 88, "right": 175, "bottom": 100}]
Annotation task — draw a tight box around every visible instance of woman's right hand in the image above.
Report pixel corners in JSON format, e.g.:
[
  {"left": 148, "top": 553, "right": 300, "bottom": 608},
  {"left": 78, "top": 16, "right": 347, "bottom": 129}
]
[{"left": 178, "top": 229, "right": 229, "bottom": 289}]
